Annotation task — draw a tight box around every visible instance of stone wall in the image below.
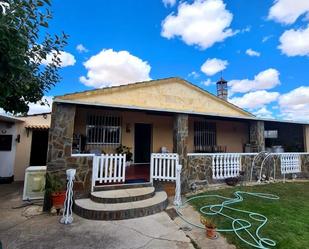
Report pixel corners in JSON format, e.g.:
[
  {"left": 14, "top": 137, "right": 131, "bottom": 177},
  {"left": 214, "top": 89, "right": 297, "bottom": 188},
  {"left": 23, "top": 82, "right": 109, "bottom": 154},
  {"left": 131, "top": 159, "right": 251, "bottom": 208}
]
[
  {"left": 173, "top": 114, "right": 189, "bottom": 191},
  {"left": 185, "top": 153, "right": 309, "bottom": 191},
  {"left": 249, "top": 121, "right": 265, "bottom": 152},
  {"left": 47, "top": 103, "right": 92, "bottom": 195}
]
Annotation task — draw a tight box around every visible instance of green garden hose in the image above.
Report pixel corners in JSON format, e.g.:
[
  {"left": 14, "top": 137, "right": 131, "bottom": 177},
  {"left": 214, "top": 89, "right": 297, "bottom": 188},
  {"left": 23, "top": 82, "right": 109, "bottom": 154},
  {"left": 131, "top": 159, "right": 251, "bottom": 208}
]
[{"left": 176, "top": 191, "right": 279, "bottom": 249}]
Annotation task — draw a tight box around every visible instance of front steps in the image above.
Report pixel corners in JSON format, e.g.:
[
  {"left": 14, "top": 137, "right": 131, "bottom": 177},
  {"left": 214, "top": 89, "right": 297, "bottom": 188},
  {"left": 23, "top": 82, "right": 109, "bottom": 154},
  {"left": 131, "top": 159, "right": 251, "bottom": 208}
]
[{"left": 74, "top": 185, "right": 168, "bottom": 220}]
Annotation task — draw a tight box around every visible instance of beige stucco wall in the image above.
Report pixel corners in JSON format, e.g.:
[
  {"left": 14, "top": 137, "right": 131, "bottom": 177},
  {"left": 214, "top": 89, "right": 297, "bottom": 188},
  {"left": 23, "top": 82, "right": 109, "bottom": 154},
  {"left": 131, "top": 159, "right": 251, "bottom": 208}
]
[
  {"left": 74, "top": 107, "right": 249, "bottom": 159},
  {"left": 61, "top": 78, "right": 252, "bottom": 118},
  {"left": 14, "top": 125, "right": 32, "bottom": 181},
  {"left": 74, "top": 108, "right": 174, "bottom": 158},
  {"left": 14, "top": 114, "right": 51, "bottom": 181},
  {"left": 304, "top": 125, "right": 309, "bottom": 152},
  {"left": 188, "top": 117, "right": 249, "bottom": 153}
]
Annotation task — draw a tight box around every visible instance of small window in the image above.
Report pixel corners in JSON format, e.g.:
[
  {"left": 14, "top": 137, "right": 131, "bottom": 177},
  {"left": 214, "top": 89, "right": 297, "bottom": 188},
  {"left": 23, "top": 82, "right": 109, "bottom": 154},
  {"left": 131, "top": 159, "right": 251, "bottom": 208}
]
[
  {"left": 86, "top": 115, "right": 121, "bottom": 145},
  {"left": 0, "top": 135, "right": 13, "bottom": 151},
  {"left": 194, "top": 121, "right": 216, "bottom": 152},
  {"left": 264, "top": 130, "right": 278, "bottom": 139}
]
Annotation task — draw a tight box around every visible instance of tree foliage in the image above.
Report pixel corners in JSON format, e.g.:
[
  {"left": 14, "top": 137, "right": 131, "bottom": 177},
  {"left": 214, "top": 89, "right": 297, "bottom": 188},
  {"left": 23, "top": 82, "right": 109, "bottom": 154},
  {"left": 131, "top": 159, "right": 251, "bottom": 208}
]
[{"left": 0, "top": 0, "right": 68, "bottom": 114}]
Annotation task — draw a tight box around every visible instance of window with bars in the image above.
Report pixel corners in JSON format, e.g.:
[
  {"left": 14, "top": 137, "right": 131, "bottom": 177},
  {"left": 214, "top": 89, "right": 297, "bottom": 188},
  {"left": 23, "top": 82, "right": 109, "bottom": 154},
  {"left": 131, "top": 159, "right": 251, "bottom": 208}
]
[
  {"left": 194, "top": 121, "right": 216, "bottom": 152},
  {"left": 86, "top": 114, "right": 121, "bottom": 145}
]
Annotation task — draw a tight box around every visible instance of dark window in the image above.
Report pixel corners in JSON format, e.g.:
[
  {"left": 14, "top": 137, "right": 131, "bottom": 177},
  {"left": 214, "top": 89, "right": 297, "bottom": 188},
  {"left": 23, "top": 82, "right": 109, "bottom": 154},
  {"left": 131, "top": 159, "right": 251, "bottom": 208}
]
[
  {"left": 0, "top": 135, "right": 13, "bottom": 151},
  {"left": 194, "top": 121, "right": 216, "bottom": 152}
]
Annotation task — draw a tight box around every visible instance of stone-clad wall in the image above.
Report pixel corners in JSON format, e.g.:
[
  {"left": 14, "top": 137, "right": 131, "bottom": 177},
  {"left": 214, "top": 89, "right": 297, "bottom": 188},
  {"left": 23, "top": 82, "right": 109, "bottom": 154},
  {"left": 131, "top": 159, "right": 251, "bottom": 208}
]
[
  {"left": 47, "top": 103, "right": 92, "bottom": 194},
  {"left": 249, "top": 121, "right": 265, "bottom": 152},
  {"left": 186, "top": 153, "right": 309, "bottom": 190}
]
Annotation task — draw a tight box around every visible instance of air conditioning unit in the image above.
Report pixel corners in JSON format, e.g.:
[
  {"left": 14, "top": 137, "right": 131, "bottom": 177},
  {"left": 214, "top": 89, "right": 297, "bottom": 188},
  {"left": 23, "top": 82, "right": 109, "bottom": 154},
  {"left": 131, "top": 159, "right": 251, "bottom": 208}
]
[{"left": 23, "top": 166, "right": 47, "bottom": 201}]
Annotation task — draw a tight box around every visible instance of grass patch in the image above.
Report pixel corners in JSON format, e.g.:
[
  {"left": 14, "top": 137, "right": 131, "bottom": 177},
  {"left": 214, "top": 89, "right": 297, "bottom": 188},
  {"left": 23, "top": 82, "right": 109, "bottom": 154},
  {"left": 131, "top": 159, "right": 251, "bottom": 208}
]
[{"left": 189, "top": 182, "right": 309, "bottom": 249}]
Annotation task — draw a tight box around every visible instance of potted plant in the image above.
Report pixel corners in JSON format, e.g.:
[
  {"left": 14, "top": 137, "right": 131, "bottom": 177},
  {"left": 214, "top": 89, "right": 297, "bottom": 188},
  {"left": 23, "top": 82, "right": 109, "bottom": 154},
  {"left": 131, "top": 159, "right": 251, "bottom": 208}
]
[
  {"left": 46, "top": 173, "right": 66, "bottom": 210},
  {"left": 200, "top": 216, "right": 217, "bottom": 239},
  {"left": 116, "top": 144, "right": 133, "bottom": 165}
]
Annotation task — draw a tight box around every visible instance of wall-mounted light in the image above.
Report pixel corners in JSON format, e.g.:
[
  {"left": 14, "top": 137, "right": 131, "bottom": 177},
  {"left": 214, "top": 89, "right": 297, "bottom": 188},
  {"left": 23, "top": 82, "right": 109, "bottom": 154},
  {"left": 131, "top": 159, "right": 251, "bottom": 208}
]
[
  {"left": 16, "top": 134, "right": 21, "bottom": 143},
  {"left": 126, "top": 123, "right": 131, "bottom": 133}
]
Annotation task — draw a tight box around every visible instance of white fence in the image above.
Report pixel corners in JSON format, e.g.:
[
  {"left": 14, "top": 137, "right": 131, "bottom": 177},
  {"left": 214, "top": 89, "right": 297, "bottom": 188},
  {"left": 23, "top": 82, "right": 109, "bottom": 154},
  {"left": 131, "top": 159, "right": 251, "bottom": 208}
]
[
  {"left": 280, "top": 153, "right": 301, "bottom": 174},
  {"left": 150, "top": 153, "right": 179, "bottom": 181},
  {"left": 212, "top": 153, "right": 241, "bottom": 179},
  {"left": 91, "top": 154, "right": 126, "bottom": 191}
]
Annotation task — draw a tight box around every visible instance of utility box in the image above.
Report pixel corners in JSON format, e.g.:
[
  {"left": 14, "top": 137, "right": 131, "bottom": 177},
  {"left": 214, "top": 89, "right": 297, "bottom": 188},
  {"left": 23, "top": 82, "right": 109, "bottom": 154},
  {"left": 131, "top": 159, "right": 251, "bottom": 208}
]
[{"left": 23, "top": 166, "right": 47, "bottom": 201}]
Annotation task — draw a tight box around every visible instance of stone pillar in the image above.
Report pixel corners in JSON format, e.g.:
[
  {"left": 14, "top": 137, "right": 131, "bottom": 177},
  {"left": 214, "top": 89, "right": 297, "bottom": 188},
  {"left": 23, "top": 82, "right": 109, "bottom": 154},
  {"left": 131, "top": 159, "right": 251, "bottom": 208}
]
[
  {"left": 249, "top": 121, "right": 265, "bottom": 152},
  {"left": 47, "top": 103, "right": 76, "bottom": 172},
  {"left": 304, "top": 125, "right": 309, "bottom": 152},
  {"left": 46, "top": 103, "right": 92, "bottom": 197},
  {"left": 173, "top": 114, "right": 189, "bottom": 191}
]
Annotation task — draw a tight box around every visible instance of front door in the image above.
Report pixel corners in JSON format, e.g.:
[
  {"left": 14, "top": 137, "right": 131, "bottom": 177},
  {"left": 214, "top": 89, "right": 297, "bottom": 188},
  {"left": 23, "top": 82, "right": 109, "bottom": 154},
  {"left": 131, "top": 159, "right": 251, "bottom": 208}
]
[
  {"left": 134, "top": 123, "right": 152, "bottom": 163},
  {"left": 29, "top": 130, "right": 49, "bottom": 166}
]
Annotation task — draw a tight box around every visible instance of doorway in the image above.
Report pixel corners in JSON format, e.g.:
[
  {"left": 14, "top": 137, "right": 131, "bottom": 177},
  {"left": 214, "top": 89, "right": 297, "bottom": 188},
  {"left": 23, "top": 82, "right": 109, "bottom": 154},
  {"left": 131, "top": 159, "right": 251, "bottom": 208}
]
[
  {"left": 134, "top": 123, "right": 152, "bottom": 163},
  {"left": 29, "top": 129, "right": 49, "bottom": 166}
]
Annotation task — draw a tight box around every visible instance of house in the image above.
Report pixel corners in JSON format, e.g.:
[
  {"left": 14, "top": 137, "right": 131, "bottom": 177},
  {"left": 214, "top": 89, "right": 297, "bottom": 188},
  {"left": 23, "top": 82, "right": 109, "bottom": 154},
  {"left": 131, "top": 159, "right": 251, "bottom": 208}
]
[
  {"left": 0, "top": 113, "right": 50, "bottom": 183},
  {"left": 46, "top": 77, "right": 309, "bottom": 219}
]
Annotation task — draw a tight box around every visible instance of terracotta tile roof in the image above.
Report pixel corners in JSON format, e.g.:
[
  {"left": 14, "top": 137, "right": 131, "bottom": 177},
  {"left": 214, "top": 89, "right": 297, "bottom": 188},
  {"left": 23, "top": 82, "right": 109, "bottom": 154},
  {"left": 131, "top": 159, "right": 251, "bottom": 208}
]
[{"left": 25, "top": 124, "right": 50, "bottom": 129}]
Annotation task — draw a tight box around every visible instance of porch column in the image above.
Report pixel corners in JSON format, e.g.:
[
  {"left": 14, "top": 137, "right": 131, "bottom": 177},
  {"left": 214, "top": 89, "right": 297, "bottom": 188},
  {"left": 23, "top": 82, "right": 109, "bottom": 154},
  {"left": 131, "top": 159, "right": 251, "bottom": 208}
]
[
  {"left": 249, "top": 120, "right": 265, "bottom": 152},
  {"left": 46, "top": 103, "right": 93, "bottom": 196},
  {"left": 47, "top": 102, "right": 76, "bottom": 172},
  {"left": 304, "top": 125, "right": 309, "bottom": 152},
  {"left": 173, "top": 114, "right": 189, "bottom": 190}
]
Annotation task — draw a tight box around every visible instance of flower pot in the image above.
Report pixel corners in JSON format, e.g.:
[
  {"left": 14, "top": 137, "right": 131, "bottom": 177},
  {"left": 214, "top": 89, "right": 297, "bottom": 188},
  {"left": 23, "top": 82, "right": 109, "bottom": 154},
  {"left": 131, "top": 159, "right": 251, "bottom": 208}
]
[
  {"left": 51, "top": 191, "right": 66, "bottom": 209},
  {"left": 206, "top": 226, "right": 217, "bottom": 239}
]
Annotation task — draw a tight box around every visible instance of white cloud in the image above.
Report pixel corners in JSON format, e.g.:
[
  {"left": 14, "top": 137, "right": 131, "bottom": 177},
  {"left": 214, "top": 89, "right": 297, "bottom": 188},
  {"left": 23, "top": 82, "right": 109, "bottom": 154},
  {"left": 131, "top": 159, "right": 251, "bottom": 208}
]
[
  {"left": 228, "top": 68, "right": 280, "bottom": 94},
  {"left": 201, "top": 58, "right": 228, "bottom": 76},
  {"left": 0, "top": 96, "right": 53, "bottom": 115},
  {"left": 253, "top": 107, "right": 274, "bottom": 119},
  {"left": 268, "top": 0, "right": 309, "bottom": 25},
  {"left": 27, "top": 96, "right": 53, "bottom": 115},
  {"left": 278, "top": 86, "right": 309, "bottom": 121},
  {"left": 202, "top": 78, "right": 216, "bottom": 86},
  {"left": 162, "top": 0, "right": 176, "bottom": 7},
  {"left": 278, "top": 25, "right": 309, "bottom": 57},
  {"left": 42, "top": 51, "right": 76, "bottom": 67},
  {"left": 80, "top": 49, "right": 151, "bottom": 88},
  {"left": 229, "top": 90, "right": 280, "bottom": 109},
  {"left": 161, "top": 0, "right": 235, "bottom": 50},
  {"left": 188, "top": 71, "right": 200, "bottom": 79},
  {"left": 262, "top": 35, "right": 273, "bottom": 43},
  {"left": 76, "top": 44, "right": 89, "bottom": 53},
  {"left": 246, "top": 48, "right": 261, "bottom": 57}
]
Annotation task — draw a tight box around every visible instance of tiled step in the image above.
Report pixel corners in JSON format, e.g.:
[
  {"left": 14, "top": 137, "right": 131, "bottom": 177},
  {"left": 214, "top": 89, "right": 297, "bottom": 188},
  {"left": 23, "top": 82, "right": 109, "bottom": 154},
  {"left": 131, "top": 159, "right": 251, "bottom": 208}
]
[
  {"left": 90, "top": 187, "right": 155, "bottom": 203},
  {"left": 74, "top": 191, "right": 168, "bottom": 220},
  {"left": 93, "top": 182, "right": 152, "bottom": 191}
]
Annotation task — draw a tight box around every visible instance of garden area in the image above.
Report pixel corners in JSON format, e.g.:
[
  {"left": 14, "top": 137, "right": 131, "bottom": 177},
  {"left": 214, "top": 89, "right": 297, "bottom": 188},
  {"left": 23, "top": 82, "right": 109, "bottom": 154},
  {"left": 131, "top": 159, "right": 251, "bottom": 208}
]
[{"left": 189, "top": 182, "right": 309, "bottom": 249}]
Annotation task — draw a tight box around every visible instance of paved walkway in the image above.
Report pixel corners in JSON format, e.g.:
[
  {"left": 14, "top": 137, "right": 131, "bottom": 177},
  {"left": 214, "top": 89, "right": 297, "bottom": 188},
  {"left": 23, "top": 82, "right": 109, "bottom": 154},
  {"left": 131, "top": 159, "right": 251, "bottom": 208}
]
[
  {"left": 0, "top": 183, "right": 193, "bottom": 249},
  {"left": 172, "top": 203, "right": 235, "bottom": 249}
]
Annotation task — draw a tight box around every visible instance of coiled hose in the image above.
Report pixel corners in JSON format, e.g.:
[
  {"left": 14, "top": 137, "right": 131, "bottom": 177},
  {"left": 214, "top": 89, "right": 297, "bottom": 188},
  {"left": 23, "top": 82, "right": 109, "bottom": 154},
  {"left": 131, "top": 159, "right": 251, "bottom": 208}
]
[{"left": 176, "top": 191, "right": 279, "bottom": 249}]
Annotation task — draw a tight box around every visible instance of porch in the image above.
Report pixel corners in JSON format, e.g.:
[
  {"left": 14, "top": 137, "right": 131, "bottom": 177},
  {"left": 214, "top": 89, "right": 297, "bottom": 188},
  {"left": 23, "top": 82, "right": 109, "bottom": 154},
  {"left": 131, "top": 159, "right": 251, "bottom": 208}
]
[{"left": 46, "top": 103, "right": 309, "bottom": 193}]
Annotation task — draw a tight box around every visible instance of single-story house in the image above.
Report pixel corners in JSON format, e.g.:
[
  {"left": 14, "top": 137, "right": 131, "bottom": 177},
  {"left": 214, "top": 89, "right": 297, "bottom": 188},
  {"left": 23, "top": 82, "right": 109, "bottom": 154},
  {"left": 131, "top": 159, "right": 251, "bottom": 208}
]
[
  {"left": 0, "top": 113, "right": 50, "bottom": 183},
  {"left": 47, "top": 77, "right": 309, "bottom": 194}
]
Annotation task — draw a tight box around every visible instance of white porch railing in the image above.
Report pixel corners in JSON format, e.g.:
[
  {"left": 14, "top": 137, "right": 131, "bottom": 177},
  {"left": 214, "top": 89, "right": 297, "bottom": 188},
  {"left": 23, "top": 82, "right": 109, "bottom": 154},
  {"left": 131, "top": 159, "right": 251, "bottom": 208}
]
[
  {"left": 280, "top": 153, "right": 301, "bottom": 174},
  {"left": 212, "top": 153, "right": 242, "bottom": 179},
  {"left": 150, "top": 153, "right": 179, "bottom": 182},
  {"left": 91, "top": 154, "right": 126, "bottom": 191},
  {"left": 150, "top": 153, "right": 182, "bottom": 206}
]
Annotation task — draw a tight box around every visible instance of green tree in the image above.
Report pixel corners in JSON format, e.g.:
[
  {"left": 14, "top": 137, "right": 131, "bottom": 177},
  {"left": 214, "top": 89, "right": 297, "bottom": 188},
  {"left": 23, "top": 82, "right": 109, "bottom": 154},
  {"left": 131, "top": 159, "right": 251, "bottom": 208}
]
[{"left": 0, "top": 0, "right": 68, "bottom": 114}]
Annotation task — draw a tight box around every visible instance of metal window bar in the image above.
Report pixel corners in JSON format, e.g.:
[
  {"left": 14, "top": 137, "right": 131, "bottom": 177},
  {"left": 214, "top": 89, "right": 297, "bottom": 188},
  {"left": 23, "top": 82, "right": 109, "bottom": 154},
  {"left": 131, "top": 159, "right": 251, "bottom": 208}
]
[
  {"left": 86, "top": 114, "right": 121, "bottom": 146},
  {"left": 194, "top": 121, "right": 216, "bottom": 152}
]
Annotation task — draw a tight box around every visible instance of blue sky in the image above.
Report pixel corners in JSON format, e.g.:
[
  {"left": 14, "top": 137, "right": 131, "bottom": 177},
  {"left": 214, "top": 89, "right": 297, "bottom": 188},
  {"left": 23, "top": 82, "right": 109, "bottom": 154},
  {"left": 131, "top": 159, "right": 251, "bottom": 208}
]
[{"left": 34, "top": 0, "right": 309, "bottom": 121}]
